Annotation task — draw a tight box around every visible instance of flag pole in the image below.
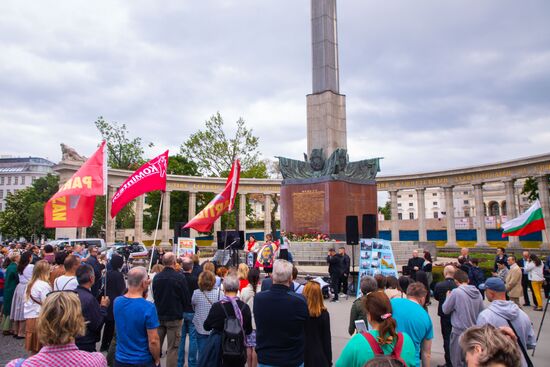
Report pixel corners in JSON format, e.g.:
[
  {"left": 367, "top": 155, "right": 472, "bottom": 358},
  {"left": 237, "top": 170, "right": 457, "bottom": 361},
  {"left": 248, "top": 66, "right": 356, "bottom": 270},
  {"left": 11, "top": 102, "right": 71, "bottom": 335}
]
[
  {"left": 148, "top": 192, "right": 164, "bottom": 273},
  {"left": 103, "top": 142, "right": 108, "bottom": 298}
]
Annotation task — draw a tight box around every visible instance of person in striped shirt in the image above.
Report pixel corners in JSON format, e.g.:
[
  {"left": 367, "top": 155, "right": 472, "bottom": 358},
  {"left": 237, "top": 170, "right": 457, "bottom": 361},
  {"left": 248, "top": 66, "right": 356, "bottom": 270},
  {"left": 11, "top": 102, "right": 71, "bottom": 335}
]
[{"left": 6, "top": 291, "right": 107, "bottom": 367}]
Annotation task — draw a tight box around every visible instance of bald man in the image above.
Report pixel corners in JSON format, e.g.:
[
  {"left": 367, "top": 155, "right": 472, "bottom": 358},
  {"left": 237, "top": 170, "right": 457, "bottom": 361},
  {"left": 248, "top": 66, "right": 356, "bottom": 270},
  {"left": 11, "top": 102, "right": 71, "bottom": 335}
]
[
  {"left": 407, "top": 249, "right": 424, "bottom": 279},
  {"left": 434, "top": 265, "right": 457, "bottom": 367}
]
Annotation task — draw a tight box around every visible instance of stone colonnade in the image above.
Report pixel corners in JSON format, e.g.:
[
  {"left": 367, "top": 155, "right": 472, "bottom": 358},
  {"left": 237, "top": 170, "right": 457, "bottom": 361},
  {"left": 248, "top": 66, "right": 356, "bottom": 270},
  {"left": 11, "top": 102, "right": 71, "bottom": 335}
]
[{"left": 386, "top": 174, "right": 550, "bottom": 249}]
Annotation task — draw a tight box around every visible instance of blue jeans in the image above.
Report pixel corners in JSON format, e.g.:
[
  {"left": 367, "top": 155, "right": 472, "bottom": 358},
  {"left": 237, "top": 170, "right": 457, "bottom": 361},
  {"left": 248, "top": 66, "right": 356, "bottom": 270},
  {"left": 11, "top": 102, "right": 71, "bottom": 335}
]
[
  {"left": 178, "top": 312, "right": 197, "bottom": 367},
  {"left": 258, "top": 364, "right": 304, "bottom": 367},
  {"left": 195, "top": 332, "right": 209, "bottom": 364}
]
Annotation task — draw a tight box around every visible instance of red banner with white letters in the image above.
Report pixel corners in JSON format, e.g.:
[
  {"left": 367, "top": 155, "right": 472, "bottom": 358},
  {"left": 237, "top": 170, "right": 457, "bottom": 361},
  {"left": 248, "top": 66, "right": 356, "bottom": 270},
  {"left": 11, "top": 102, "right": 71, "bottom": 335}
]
[{"left": 111, "top": 151, "right": 168, "bottom": 218}]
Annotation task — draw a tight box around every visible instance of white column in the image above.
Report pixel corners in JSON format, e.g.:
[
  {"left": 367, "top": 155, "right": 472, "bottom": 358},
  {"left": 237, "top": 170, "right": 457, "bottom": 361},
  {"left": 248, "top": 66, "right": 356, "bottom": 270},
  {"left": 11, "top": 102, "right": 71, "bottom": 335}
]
[
  {"left": 416, "top": 188, "right": 427, "bottom": 242},
  {"left": 503, "top": 179, "right": 519, "bottom": 248},
  {"left": 443, "top": 186, "right": 457, "bottom": 246},
  {"left": 106, "top": 186, "right": 116, "bottom": 245},
  {"left": 239, "top": 194, "right": 247, "bottom": 232},
  {"left": 536, "top": 175, "right": 550, "bottom": 249},
  {"left": 389, "top": 190, "right": 400, "bottom": 241},
  {"left": 134, "top": 195, "right": 144, "bottom": 243},
  {"left": 188, "top": 192, "right": 197, "bottom": 239},
  {"left": 473, "top": 183, "right": 489, "bottom": 247},
  {"left": 160, "top": 191, "right": 171, "bottom": 245},
  {"left": 264, "top": 194, "right": 272, "bottom": 236}
]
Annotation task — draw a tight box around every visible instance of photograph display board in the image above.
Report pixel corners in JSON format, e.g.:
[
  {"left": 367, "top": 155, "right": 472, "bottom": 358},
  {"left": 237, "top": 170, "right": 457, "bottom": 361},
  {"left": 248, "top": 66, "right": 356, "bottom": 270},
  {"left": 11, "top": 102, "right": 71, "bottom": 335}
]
[
  {"left": 177, "top": 237, "right": 196, "bottom": 257},
  {"left": 356, "top": 238, "right": 398, "bottom": 297}
]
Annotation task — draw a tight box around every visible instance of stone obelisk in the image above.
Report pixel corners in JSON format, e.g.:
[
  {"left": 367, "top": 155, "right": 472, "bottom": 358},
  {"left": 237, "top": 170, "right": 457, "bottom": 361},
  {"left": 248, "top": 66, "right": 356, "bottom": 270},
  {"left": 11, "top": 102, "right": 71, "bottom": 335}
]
[{"left": 307, "top": 0, "right": 347, "bottom": 160}]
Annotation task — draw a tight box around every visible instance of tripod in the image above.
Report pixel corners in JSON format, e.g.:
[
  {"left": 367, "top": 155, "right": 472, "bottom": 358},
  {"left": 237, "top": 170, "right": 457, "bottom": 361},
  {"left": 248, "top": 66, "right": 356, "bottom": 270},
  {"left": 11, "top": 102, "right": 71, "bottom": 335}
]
[{"left": 532, "top": 297, "right": 549, "bottom": 357}]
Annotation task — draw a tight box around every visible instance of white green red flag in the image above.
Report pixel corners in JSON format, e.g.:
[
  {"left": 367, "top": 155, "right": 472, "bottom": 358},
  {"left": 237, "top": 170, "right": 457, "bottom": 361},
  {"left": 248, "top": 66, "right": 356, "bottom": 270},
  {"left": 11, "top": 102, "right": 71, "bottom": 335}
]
[{"left": 501, "top": 199, "right": 545, "bottom": 238}]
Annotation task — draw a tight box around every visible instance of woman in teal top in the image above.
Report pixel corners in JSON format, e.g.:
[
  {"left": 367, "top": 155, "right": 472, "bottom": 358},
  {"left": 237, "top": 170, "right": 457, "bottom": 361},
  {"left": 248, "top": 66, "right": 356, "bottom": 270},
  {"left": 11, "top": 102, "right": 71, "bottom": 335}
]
[
  {"left": 336, "top": 291, "right": 416, "bottom": 367},
  {"left": 1, "top": 252, "right": 20, "bottom": 334}
]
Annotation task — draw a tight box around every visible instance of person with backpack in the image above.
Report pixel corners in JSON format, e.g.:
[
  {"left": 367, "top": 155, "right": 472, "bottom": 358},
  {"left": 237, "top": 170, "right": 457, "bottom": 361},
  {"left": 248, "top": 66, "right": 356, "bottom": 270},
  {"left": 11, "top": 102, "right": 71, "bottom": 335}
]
[
  {"left": 239, "top": 268, "right": 261, "bottom": 367},
  {"left": 336, "top": 291, "right": 416, "bottom": 367},
  {"left": 203, "top": 270, "right": 252, "bottom": 367}
]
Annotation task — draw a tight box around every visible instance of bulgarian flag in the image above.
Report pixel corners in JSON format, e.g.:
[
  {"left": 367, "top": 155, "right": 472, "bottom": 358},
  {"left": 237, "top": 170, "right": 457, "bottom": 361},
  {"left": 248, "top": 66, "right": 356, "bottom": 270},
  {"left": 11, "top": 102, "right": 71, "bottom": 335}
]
[{"left": 502, "top": 199, "right": 546, "bottom": 238}]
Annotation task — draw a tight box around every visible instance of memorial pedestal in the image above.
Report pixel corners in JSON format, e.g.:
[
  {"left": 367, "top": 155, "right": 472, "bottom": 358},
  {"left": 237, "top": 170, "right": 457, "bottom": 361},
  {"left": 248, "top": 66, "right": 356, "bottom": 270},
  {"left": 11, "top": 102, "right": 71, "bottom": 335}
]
[{"left": 280, "top": 179, "right": 378, "bottom": 240}]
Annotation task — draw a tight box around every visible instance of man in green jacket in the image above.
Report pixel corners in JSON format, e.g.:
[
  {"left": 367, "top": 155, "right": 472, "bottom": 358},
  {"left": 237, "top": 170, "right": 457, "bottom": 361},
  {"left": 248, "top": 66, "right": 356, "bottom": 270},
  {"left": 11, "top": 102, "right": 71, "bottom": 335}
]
[{"left": 348, "top": 275, "right": 378, "bottom": 335}]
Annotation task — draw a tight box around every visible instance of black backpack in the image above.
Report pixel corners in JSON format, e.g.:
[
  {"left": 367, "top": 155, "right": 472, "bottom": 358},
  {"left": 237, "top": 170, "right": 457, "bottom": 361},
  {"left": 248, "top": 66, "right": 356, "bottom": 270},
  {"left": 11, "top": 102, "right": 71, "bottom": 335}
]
[{"left": 221, "top": 302, "right": 246, "bottom": 362}]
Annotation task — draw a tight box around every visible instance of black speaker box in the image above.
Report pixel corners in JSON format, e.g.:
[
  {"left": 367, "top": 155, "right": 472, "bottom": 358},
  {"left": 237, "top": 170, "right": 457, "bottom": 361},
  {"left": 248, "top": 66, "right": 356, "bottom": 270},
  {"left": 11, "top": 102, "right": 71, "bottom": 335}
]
[
  {"left": 174, "top": 222, "right": 190, "bottom": 240},
  {"left": 346, "top": 215, "right": 359, "bottom": 245},
  {"left": 362, "top": 214, "right": 378, "bottom": 239}
]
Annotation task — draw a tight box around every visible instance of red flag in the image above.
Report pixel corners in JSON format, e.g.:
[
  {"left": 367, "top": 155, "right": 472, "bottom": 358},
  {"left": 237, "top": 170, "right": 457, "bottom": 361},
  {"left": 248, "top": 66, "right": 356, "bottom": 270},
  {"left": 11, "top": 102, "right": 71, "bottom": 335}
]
[
  {"left": 185, "top": 160, "right": 241, "bottom": 233},
  {"left": 111, "top": 151, "right": 168, "bottom": 218},
  {"left": 44, "top": 142, "right": 106, "bottom": 228}
]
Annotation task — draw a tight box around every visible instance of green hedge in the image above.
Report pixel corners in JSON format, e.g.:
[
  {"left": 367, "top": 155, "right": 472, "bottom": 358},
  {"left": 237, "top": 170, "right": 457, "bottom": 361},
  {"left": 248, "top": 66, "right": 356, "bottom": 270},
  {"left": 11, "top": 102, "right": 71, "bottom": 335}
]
[{"left": 432, "top": 263, "right": 494, "bottom": 285}]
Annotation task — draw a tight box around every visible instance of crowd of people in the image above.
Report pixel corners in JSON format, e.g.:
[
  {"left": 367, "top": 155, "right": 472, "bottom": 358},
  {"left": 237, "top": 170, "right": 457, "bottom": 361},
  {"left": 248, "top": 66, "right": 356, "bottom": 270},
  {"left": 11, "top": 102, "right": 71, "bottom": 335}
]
[{"left": 0, "top": 240, "right": 548, "bottom": 367}]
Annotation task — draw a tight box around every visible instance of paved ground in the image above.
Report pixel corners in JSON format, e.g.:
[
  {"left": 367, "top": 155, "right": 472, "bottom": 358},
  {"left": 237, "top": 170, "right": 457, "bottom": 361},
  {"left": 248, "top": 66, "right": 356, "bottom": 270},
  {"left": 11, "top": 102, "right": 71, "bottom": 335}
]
[{"left": 2, "top": 296, "right": 549, "bottom": 366}]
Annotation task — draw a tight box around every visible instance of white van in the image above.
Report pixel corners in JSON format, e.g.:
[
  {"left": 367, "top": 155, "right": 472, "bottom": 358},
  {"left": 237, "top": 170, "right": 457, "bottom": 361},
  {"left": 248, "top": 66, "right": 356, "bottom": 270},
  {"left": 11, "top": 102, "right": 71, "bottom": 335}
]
[{"left": 51, "top": 238, "right": 106, "bottom": 249}]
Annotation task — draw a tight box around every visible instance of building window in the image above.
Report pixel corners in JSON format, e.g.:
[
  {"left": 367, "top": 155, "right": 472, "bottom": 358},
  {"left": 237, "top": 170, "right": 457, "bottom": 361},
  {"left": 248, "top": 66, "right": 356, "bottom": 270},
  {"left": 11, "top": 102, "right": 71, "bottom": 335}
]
[
  {"left": 0, "top": 177, "right": 3, "bottom": 185},
  {"left": 409, "top": 212, "right": 414, "bottom": 220},
  {"left": 21, "top": 176, "right": 25, "bottom": 185},
  {"left": 408, "top": 194, "right": 413, "bottom": 198},
  {"left": 32, "top": 176, "right": 37, "bottom": 183},
  {"left": 7, "top": 177, "right": 11, "bottom": 185},
  {"left": 397, "top": 195, "right": 402, "bottom": 198},
  {"left": 408, "top": 203, "right": 413, "bottom": 207},
  {"left": 433, "top": 212, "right": 439, "bottom": 218},
  {"left": 0, "top": 189, "right": 3, "bottom": 198},
  {"left": 463, "top": 191, "right": 468, "bottom": 195},
  {"left": 398, "top": 213, "right": 403, "bottom": 220},
  {"left": 14, "top": 176, "right": 18, "bottom": 185},
  {"left": 464, "top": 209, "right": 470, "bottom": 217},
  {"left": 464, "top": 200, "right": 469, "bottom": 205},
  {"left": 433, "top": 201, "right": 438, "bottom": 206},
  {"left": 397, "top": 203, "right": 402, "bottom": 207},
  {"left": 432, "top": 193, "right": 437, "bottom": 196}
]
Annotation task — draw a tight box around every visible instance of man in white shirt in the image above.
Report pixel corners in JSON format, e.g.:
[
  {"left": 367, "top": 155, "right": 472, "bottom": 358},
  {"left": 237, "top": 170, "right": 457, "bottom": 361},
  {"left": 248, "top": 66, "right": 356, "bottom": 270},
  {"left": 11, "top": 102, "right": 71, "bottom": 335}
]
[{"left": 54, "top": 255, "right": 81, "bottom": 291}]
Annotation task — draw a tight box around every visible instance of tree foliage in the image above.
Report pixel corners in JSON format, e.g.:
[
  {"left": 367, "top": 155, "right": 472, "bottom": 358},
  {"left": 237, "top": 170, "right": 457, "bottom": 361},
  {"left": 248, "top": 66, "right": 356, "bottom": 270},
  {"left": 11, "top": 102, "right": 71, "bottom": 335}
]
[
  {"left": 378, "top": 200, "right": 391, "bottom": 220},
  {"left": 521, "top": 177, "right": 542, "bottom": 203},
  {"left": 95, "top": 116, "right": 152, "bottom": 170},
  {"left": 180, "top": 112, "right": 267, "bottom": 178},
  {"left": 0, "top": 174, "right": 59, "bottom": 240}
]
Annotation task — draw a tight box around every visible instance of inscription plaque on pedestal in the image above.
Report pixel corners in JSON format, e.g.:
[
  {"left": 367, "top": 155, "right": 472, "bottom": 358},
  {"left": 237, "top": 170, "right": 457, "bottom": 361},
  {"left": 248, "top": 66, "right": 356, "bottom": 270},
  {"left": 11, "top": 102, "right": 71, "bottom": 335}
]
[{"left": 292, "top": 190, "right": 325, "bottom": 230}]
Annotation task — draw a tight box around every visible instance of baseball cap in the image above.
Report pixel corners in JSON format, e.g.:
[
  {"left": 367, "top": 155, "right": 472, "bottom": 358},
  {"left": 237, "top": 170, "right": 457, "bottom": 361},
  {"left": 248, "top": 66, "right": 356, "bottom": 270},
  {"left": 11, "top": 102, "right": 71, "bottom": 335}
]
[{"left": 478, "top": 277, "right": 506, "bottom": 292}]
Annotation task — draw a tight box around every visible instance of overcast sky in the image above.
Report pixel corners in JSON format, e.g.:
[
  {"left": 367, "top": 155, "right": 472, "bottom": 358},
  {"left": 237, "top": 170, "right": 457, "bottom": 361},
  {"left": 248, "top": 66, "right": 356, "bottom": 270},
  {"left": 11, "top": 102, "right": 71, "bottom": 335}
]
[{"left": 1, "top": 0, "right": 549, "bottom": 176}]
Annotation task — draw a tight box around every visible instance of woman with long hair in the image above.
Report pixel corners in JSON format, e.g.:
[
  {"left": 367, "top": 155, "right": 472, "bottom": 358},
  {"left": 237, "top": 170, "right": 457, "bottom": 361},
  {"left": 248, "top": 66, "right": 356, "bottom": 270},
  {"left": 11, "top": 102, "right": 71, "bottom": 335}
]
[
  {"left": 24, "top": 260, "right": 52, "bottom": 354},
  {"left": 525, "top": 254, "right": 544, "bottom": 311},
  {"left": 237, "top": 263, "right": 249, "bottom": 292},
  {"left": 303, "top": 281, "right": 332, "bottom": 367},
  {"left": 2, "top": 251, "right": 20, "bottom": 335},
  {"left": 336, "top": 292, "right": 416, "bottom": 367},
  {"left": 422, "top": 251, "right": 433, "bottom": 289},
  {"left": 6, "top": 291, "right": 107, "bottom": 367},
  {"left": 11, "top": 251, "right": 34, "bottom": 338},
  {"left": 240, "top": 268, "right": 261, "bottom": 367}
]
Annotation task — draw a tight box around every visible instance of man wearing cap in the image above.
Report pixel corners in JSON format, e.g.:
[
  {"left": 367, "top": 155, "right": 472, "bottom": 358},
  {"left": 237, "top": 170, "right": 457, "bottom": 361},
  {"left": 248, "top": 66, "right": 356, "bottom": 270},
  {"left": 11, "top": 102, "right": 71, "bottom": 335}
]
[{"left": 477, "top": 277, "right": 535, "bottom": 367}]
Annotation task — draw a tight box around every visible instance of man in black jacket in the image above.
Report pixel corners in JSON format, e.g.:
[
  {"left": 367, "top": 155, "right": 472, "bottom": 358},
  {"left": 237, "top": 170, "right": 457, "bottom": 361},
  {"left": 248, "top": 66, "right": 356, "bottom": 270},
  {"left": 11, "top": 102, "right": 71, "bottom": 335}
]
[
  {"left": 83, "top": 246, "right": 103, "bottom": 297},
  {"left": 327, "top": 248, "right": 343, "bottom": 302},
  {"left": 407, "top": 249, "right": 425, "bottom": 280},
  {"left": 152, "top": 252, "right": 190, "bottom": 367},
  {"left": 75, "top": 264, "right": 110, "bottom": 352},
  {"left": 433, "top": 265, "right": 457, "bottom": 367},
  {"left": 518, "top": 250, "right": 538, "bottom": 307},
  {"left": 254, "top": 259, "right": 308, "bottom": 367},
  {"left": 338, "top": 247, "right": 351, "bottom": 296},
  {"left": 178, "top": 257, "right": 199, "bottom": 367}
]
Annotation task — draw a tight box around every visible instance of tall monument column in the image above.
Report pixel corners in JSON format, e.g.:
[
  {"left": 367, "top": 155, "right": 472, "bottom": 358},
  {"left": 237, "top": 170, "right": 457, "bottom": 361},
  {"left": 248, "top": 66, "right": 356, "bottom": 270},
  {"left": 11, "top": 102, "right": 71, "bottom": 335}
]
[
  {"left": 307, "top": 0, "right": 346, "bottom": 158},
  {"left": 188, "top": 192, "right": 197, "bottom": 239},
  {"left": 134, "top": 195, "right": 144, "bottom": 243},
  {"left": 106, "top": 186, "right": 116, "bottom": 245},
  {"left": 160, "top": 191, "right": 171, "bottom": 245}
]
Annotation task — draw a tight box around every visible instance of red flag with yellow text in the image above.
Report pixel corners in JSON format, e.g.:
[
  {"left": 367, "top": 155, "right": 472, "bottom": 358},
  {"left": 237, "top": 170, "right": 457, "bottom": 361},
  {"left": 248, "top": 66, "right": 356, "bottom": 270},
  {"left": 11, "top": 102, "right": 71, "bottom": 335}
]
[
  {"left": 44, "top": 142, "right": 106, "bottom": 228},
  {"left": 185, "top": 160, "right": 241, "bottom": 233}
]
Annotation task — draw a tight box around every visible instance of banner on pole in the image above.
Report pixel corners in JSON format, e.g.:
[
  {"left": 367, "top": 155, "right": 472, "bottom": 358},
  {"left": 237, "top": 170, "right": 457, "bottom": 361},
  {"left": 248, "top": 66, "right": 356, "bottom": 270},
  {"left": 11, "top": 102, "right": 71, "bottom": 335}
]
[
  {"left": 356, "top": 238, "right": 398, "bottom": 297},
  {"left": 177, "top": 238, "right": 196, "bottom": 257}
]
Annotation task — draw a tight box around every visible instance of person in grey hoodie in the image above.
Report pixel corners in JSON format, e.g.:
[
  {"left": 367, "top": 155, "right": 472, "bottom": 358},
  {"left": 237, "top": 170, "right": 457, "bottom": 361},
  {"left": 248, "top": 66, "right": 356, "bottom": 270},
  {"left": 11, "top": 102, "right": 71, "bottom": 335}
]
[
  {"left": 442, "top": 269, "right": 484, "bottom": 367},
  {"left": 477, "top": 277, "right": 535, "bottom": 367}
]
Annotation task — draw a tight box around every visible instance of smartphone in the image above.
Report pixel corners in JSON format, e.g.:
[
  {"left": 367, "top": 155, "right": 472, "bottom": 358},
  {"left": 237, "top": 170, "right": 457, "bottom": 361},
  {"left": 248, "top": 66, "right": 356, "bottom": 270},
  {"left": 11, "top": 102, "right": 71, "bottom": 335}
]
[{"left": 355, "top": 320, "right": 368, "bottom": 333}]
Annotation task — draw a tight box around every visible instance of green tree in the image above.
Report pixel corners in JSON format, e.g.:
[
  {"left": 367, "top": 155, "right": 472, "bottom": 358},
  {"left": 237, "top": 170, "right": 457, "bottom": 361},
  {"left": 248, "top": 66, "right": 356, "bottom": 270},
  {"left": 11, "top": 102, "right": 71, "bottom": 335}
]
[
  {"left": 521, "top": 177, "right": 545, "bottom": 203},
  {"left": 95, "top": 116, "right": 152, "bottom": 170},
  {"left": 378, "top": 200, "right": 391, "bottom": 220},
  {"left": 0, "top": 174, "right": 59, "bottom": 240}
]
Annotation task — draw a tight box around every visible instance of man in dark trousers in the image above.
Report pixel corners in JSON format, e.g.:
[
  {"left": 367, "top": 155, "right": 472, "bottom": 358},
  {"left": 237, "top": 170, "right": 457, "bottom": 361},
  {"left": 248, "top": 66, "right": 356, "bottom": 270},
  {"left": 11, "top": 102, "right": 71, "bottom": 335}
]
[
  {"left": 178, "top": 257, "right": 199, "bottom": 367},
  {"left": 327, "top": 248, "right": 343, "bottom": 302},
  {"left": 83, "top": 246, "right": 103, "bottom": 297},
  {"left": 518, "top": 250, "right": 538, "bottom": 307},
  {"left": 75, "top": 264, "right": 110, "bottom": 352},
  {"left": 433, "top": 265, "right": 457, "bottom": 367},
  {"left": 254, "top": 260, "right": 308, "bottom": 367},
  {"left": 338, "top": 247, "right": 351, "bottom": 296},
  {"left": 152, "top": 252, "right": 191, "bottom": 367},
  {"left": 407, "top": 249, "right": 425, "bottom": 280}
]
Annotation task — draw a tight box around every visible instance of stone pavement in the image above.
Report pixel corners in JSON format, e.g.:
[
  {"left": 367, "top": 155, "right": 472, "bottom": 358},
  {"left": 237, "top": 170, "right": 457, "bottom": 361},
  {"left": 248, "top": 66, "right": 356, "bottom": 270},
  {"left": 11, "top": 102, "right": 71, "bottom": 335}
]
[{"left": 2, "top": 297, "right": 549, "bottom": 366}]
